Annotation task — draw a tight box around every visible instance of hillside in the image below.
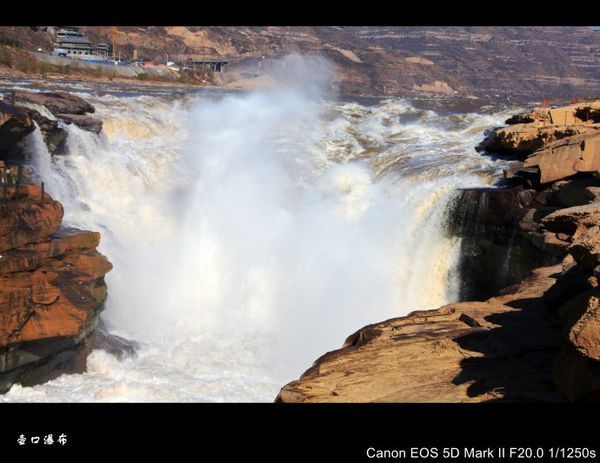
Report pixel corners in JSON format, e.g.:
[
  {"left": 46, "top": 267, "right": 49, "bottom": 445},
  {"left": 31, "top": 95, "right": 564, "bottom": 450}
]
[{"left": 0, "top": 26, "right": 598, "bottom": 99}]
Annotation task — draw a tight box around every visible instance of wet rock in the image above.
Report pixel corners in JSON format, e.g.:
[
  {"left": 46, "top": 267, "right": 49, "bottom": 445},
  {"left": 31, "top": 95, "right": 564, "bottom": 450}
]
[
  {"left": 0, "top": 321, "right": 137, "bottom": 393},
  {"left": 448, "top": 187, "right": 564, "bottom": 300},
  {"left": 1, "top": 101, "right": 68, "bottom": 157},
  {"left": 55, "top": 113, "right": 103, "bottom": 135},
  {"left": 14, "top": 91, "right": 95, "bottom": 115},
  {"left": 2, "top": 92, "right": 101, "bottom": 156},
  {"left": 0, "top": 101, "right": 35, "bottom": 161},
  {"left": 22, "top": 108, "right": 68, "bottom": 155}
]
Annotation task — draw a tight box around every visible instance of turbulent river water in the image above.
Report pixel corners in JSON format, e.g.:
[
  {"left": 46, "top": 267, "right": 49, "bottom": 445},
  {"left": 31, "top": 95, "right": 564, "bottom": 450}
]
[{"left": 0, "top": 73, "right": 517, "bottom": 401}]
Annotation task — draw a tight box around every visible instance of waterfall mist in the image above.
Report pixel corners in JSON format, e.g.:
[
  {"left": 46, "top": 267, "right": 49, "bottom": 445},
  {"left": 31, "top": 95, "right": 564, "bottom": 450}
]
[{"left": 1, "top": 56, "right": 512, "bottom": 401}]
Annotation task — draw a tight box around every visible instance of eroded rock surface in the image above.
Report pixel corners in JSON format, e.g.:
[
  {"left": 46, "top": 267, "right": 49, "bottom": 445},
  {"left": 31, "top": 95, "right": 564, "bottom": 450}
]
[
  {"left": 480, "top": 100, "right": 600, "bottom": 183},
  {"left": 0, "top": 184, "right": 112, "bottom": 391},
  {"left": 277, "top": 266, "right": 564, "bottom": 403},
  {"left": 277, "top": 101, "right": 600, "bottom": 403},
  {"left": 13, "top": 91, "right": 95, "bottom": 115},
  {"left": 54, "top": 113, "right": 103, "bottom": 135},
  {"left": 524, "top": 133, "right": 600, "bottom": 184},
  {"left": 0, "top": 101, "right": 35, "bottom": 160},
  {"left": 448, "top": 185, "right": 566, "bottom": 300},
  {"left": 479, "top": 123, "right": 596, "bottom": 158},
  {"left": 1, "top": 91, "right": 103, "bottom": 158}
]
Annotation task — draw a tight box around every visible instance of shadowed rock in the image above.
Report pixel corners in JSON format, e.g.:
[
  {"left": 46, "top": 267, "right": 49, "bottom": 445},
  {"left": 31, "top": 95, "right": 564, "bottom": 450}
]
[
  {"left": 55, "top": 113, "right": 103, "bottom": 135},
  {"left": 276, "top": 266, "right": 565, "bottom": 402},
  {"left": 276, "top": 100, "right": 600, "bottom": 403},
  {"left": 0, "top": 101, "right": 35, "bottom": 161}
]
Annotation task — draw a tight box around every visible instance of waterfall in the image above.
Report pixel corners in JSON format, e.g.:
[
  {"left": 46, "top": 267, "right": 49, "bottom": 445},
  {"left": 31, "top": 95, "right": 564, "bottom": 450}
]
[{"left": 1, "top": 75, "right": 513, "bottom": 401}]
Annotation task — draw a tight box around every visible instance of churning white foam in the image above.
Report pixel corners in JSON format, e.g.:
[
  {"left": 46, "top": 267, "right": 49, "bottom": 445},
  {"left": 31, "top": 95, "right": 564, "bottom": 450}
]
[{"left": 1, "top": 65, "right": 513, "bottom": 402}]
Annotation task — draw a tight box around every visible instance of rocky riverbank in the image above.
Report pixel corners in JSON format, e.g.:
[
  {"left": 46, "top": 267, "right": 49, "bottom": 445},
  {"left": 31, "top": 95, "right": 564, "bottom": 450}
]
[
  {"left": 0, "top": 90, "right": 103, "bottom": 159},
  {"left": 277, "top": 99, "right": 600, "bottom": 402},
  {"left": 0, "top": 90, "right": 114, "bottom": 392}
]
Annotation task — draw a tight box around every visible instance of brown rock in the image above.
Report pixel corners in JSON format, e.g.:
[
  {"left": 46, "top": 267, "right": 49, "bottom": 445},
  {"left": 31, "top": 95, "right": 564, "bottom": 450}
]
[
  {"left": 480, "top": 123, "right": 597, "bottom": 158},
  {"left": 0, "top": 101, "right": 35, "bottom": 161},
  {"left": 14, "top": 91, "right": 95, "bottom": 115},
  {"left": 524, "top": 133, "right": 600, "bottom": 184},
  {"left": 25, "top": 108, "right": 67, "bottom": 155},
  {"left": 0, "top": 188, "right": 112, "bottom": 382},
  {"left": 541, "top": 202, "right": 600, "bottom": 237},
  {"left": 542, "top": 231, "right": 570, "bottom": 253},
  {"left": 553, "top": 344, "right": 600, "bottom": 402},
  {"left": 554, "top": 288, "right": 600, "bottom": 401},
  {"left": 55, "top": 113, "right": 103, "bottom": 135},
  {"left": 569, "top": 226, "right": 600, "bottom": 270},
  {"left": 479, "top": 101, "right": 600, "bottom": 168},
  {"left": 505, "top": 107, "right": 554, "bottom": 125},
  {"left": 547, "top": 178, "right": 600, "bottom": 208},
  {"left": 568, "top": 293, "right": 600, "bottom": 361},
  {"left": 276, "top": 265, "right": 564, "bottom": 402},
  {"left": 0, "top": 186, "right": 64, "bottom": 252}
]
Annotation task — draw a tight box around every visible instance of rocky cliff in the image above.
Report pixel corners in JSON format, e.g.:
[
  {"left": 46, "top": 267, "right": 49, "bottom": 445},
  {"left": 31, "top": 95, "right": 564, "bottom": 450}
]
[
  {"left": 277, "top": 100, "right": 600, "bottom": 402},
  {"left": 0, "top": 91, "right": 102, "bottom": 160},
  {"left": 0, "top": 91, "right": 112, "bottom": 392}
]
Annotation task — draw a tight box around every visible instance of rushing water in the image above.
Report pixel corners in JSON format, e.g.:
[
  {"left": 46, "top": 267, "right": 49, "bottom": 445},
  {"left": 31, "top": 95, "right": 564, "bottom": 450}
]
[{"left": 0, "top": 70, "right": 515, "bottom": 401}]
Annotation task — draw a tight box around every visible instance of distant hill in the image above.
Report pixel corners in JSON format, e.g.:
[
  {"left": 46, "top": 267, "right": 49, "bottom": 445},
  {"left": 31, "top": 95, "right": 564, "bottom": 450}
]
[{"left": 0, "top": 26, "right": 598, "bottom": 100}]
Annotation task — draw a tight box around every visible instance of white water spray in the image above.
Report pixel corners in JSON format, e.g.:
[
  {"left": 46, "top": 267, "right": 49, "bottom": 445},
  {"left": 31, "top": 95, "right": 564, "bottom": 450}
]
[{"left": 1, "top": 58, "right": 513, "bottom": 401}]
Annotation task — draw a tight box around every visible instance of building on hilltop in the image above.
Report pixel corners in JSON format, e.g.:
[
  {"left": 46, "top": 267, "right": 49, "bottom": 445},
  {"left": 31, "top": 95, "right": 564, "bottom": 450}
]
[
  {"left": 52, "top": 27, "right": 113, "bottom": 61},
  {"left": 52, "top": 27, "right": 92, "bottom": 58}
]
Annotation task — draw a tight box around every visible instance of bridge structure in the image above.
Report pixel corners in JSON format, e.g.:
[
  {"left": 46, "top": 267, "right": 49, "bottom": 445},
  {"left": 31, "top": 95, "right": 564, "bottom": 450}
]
[{"left": 184, "top": 58, "right": 238, "bottom": 72}]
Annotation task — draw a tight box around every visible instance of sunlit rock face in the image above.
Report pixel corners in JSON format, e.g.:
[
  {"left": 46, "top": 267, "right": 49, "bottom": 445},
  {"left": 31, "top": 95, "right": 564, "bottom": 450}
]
[{"left": 0, "top": 184, "right": 112, "bottom": 392}]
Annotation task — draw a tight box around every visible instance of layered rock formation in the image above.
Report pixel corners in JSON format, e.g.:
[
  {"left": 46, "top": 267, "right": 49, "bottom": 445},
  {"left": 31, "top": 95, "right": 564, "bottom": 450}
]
[
  {"left": 12, "top": 91, "right": 95, "bottom": 115},
  {"left": 447, "top": 186, "right": 566, "bottom": 300},
  {"left": 524, "top": 133, "right": 600, "bottom": 184},
  {"left": 478, "top": 101, "right": 600, "bottom": 159},
  {"left": 0, "top": 91, "right": 113, "bottom": 392},
  {"left": 454, "top": 101, "right": 600, "bottom": 299},
  {"left": 0, "top": 91, "right": 103, "bottom": 160},
  {"left": 479, "top": 101, "right": 600, "bottom": 183},
  {"left": 277, "top": 265, "right": 564, "bottom": 402},
  {"left": 0, "top": 183, "right": 112, "bottom": 391},
  {"left": 277, "top": 100, "right": 600, "bottom": 403},
  {"left": 0, "top": 101, "right": 35, "bottom": 159}
]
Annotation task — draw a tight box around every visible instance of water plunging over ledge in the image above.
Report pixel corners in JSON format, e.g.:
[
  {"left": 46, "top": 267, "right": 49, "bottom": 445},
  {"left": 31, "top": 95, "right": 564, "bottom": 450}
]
[{"left": 1, "top": 80, "right": 516, "bottom": 401}]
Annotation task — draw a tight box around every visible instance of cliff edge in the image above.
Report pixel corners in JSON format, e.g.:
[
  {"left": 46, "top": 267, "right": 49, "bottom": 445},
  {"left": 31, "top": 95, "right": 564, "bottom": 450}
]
[
  {"left": 277, "top": 99, "right": 600, "bottom": 402},
  {"left": 0, "top": 91, "right": 112, "bottom": 392}
]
